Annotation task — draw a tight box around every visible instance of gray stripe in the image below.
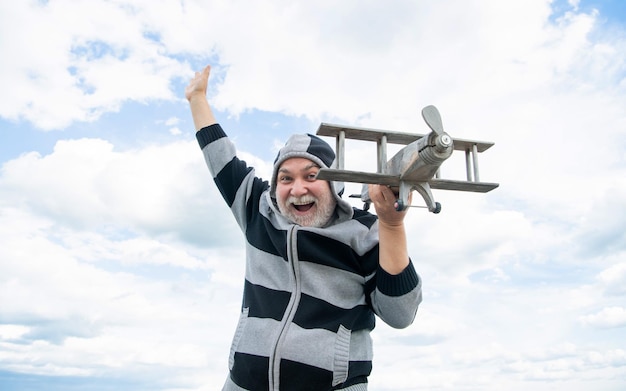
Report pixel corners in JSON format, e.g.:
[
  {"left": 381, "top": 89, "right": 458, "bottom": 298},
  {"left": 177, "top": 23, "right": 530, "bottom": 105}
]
[
  {"left": 231, "top": 169, "right": 257, "bottom": 231},
  {"left": 202, "top": 136, "right": 236, "bottom": 178},
  {"left": 348, "top": 328, "right": 373, "bottom": 361},
  {"left": 229, "top": 308, "right": 249, "bottom": 370},
  {"left": 245, "top": 244, "right": 292, "bottom": 291},
  {"left": 235, "top": 316, "right": 281, "bottom": 357},
  {"left": 371, "top": 285, "right": 422, "bottom": 329},
  {"left": 280, "top": 323, "right": 373, "bottom": 370},
  {"left": 232, "top": 318, "right": 374, "bottom": 372},
  {"left": 245, "top": 246, "right": 368, "bottom": 310},
  {"left": 343, "top": 383, "right": 368, "bottom": 391},
  {"left": 280, "top": 323, "right": 336, "bottom": 370},
  {"left": 300, "top": 261, "right": 367, "bottom": 309}
]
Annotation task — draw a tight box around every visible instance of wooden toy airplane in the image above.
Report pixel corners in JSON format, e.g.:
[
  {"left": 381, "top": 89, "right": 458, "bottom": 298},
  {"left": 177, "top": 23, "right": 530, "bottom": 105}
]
[{"left": 315, "top": 105, "right": 499, "bottom": 213}]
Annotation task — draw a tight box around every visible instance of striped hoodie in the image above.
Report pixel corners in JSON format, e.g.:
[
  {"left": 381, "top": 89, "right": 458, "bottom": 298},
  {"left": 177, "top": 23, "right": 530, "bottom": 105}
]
[{"left": 196, "top": 124, "right": 422, "bottom": 391}]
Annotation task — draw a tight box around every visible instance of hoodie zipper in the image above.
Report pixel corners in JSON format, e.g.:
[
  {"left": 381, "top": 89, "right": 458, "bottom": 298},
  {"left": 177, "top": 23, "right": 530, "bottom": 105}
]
[{"left": 269, "top": 225, "right": 302, "bottom": 390}]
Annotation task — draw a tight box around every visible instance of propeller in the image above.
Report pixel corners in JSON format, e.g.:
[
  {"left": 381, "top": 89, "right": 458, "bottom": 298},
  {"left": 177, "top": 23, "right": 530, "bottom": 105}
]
[
  {"left": 422, "top": 105, "right": 452, "bottom": 151},
  {"left": 421, "top": 105, "right": 444, "bottom": 135}
]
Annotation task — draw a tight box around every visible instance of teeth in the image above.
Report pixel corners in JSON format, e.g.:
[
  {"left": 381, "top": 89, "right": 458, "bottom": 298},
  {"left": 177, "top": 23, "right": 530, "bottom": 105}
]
[{"left": 290, "top": 196, "right": 315, "bottom": 205}]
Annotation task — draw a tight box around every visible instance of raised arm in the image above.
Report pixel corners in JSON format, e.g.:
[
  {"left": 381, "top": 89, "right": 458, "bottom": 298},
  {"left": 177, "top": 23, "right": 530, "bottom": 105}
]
[
  {"left": 185, "top": 65, "right": 218, "bottom": 131},
  {"left": 367, "top": 184, "right": 420, "bottom": 328},
  {"left": 368, "top": 184, "right": 411, "bottom": 275}
]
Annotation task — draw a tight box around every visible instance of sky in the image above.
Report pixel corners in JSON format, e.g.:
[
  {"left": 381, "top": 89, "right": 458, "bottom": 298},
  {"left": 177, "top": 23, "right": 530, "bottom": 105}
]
[{"left": 1, "top": 0, "right": 625, "bottom": 390}]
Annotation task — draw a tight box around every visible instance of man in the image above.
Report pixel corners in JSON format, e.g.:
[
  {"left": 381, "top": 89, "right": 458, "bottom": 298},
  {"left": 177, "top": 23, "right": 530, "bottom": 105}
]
[{"left": 186, "top": 65, "right": 422, "bottom": 391}]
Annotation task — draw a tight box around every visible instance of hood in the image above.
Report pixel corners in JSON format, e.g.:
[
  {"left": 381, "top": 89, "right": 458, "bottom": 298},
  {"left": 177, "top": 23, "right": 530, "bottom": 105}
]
[{"left": 270, "top": 133, "right": 353, "bottom": 221}]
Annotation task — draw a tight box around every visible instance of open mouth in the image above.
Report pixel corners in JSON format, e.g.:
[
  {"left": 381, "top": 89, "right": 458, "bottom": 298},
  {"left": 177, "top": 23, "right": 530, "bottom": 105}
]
[
  {"left": 290, "top": 196, "right": 316, "bottom": 213},
  {"left": 293, "top": 202, "right": 315, "bottom": 212}
]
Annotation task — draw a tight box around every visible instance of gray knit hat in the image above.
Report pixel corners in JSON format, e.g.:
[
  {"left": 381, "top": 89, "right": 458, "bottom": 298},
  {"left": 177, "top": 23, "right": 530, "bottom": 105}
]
[{"left": 270, "top": 134, "right": 352, "bottom": 218}]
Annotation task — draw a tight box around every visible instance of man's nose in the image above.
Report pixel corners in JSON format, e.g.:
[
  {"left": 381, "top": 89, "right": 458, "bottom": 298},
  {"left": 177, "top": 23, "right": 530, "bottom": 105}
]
[{"left": 290, "top": 179, "right": 308, "bottom": 196}]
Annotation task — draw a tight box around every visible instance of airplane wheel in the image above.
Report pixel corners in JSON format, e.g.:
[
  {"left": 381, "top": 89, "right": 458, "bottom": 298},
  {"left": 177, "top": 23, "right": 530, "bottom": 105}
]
[
  {"left": 395, "top": 199, "right": 406, "bottom": 211},
  {"left": 433, "top": 202, "right": 441, "bottom": 214}
]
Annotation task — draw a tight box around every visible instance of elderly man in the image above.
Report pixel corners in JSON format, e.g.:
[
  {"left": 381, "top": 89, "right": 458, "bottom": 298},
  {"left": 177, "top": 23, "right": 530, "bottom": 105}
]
[{"left": 186, "top": 65, "right": 422, "bottom": 391}]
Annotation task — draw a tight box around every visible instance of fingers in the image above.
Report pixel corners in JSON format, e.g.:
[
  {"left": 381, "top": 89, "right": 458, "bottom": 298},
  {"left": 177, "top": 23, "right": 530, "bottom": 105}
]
[
  {"left": 185, "top": 65, "right": 211, "bottom": 101},
  {"left": 368, "top": 185, "right": 395, "bottom": 214},
  {"left": 191, "top": 65, "right": 210, "bottom": 82},
  {"left": 379, "top": 185, "right": 396, "bottom": 201},
  {"left": 193, "top": 65, "right": 210, "bottom": 81},
  {"left": 368, "top": 184, "right": 411, "bottom": 223},
  {"left": 368, "top": 184, "right": 396, "bottom": 203}
]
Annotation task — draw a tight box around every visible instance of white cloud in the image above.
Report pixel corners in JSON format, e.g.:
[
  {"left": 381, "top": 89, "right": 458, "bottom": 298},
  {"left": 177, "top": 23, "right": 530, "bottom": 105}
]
[
  {"left": 1, "top": 0, "right": 626, "bottom": 390},
  {"left": 0, "top": 137, "right": 241, "bottom": 246},
  {"left": 0, "top": 0, "right": 191, "bottom": 130},
  {"left": 0, "top": 324, "right": 30, "bottom": 340},
  {"left": 597, "top": 262, "right": 626, "bottom": 296},
  {"left": 163, "top": 117, "right": 180, "bottom": 126},
  {"left": 169, "top": 126, "right": 183, "bottom": 135},
  {"left": 580, "top": 306, "right": 626, "bottom": 329},
  {"left": 0, "top": 202, "right": 243, "bottom": 386},
  {"left": 0, "top": 135, "right": 247, "bottom": 385}
]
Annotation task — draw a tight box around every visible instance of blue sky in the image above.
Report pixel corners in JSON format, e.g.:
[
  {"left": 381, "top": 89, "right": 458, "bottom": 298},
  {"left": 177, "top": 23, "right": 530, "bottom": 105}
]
[{"left": 1, "top": 0, "right": 626, "bottom": 390}]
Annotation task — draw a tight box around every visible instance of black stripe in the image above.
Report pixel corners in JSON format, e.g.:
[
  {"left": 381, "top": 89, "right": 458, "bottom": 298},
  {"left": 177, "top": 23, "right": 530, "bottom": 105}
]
[
  {"left": 246, "top": 211, "right": 287, "bottom": 258},
  {"left": 352, "top": 208, "right": 378, "bottom": 229},
  {"left": 230, "top": 344, "right": 372, "bottom": 390},
  {"left": 343, "top": 361, "right": 372, "bottom": 388},
  {"left": 297, "top": 231, "right": 379, "bottom": 276},
  {"left": 243, "top": 281, "right": 292, "bottom": 321},
  {"left": 294, "top": 294, "right": 376, "bottom": 332},
  {"left": 364, "top": 274, "right": 377, "bottom": 306},
  {"left": 376, "top": 261, "right": 420, "bottom": 297},
  {"left": 214, "top": 158, "right": 254, "bottom": 207},
  {"left": 230, "top": 352, "right": 269, "bottom": 391},
  {"left": 279, "top": 359, "right": 371, "bottom": 390},
  {"left": 305, "top": 134, "right": 335, "bottom": 167},
  {"left": 242, "top": 281, "right": 376, "bottom": 331},
  {"left": 195, "top": 124, "right": 226, "bottom": 149},
  {"left": 280, "top": 359, "right": 332, "bottom": 390}
]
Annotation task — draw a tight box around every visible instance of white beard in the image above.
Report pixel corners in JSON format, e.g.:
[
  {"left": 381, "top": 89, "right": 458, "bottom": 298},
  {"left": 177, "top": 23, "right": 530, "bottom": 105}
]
[{"left": 277, "top": 192, "right": 337, "bottom": 228}]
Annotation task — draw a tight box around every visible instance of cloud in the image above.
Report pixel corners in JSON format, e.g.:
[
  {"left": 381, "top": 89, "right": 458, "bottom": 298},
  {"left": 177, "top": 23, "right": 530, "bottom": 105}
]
[
  {"left": 580, "top": 307, "right": 626, "bottom": 329},
  {"left": 0, "top": 137, "right": 242, "bottom": 247},
  {"left": 5, "top": 0, "right": 625, "bottom": 134},
  {"left": 0, "top": 0, "right": 191, "bottom": 130},
  {"left": 0, "top": 125, "right": 280, "bottom": 386},
  {"left": 597, "top": 262, "right": 626, "bottom": 296},
  {"left": 0, "top": 203, "right": 244, "bottom": 386},
  {"left": 1, "top": 0, "right": 626, "bottom": 390},
  {"left": 0, "top": 136, "right": 246, "bottom": 385}
]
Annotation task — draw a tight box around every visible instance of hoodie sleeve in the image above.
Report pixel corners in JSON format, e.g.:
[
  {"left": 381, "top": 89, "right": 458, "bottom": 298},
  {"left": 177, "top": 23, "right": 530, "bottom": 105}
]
[
  {"left": 196, "top": 124, "right": 268, "bottom": 231},
  {"left": 370, "top": 260, "right": 422, "bottom": 329}
]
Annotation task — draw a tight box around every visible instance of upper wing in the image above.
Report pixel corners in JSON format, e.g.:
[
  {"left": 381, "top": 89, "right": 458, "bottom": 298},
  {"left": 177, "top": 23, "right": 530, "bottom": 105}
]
[{"left": 317, "top": 122, "right": 495, "bottom": 152}]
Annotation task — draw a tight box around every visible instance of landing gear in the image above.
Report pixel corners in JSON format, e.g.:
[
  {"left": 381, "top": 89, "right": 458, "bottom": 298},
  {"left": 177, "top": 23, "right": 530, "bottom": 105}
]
[{"left": 395, "top": 181, "right": 442, "bottom": 214}]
